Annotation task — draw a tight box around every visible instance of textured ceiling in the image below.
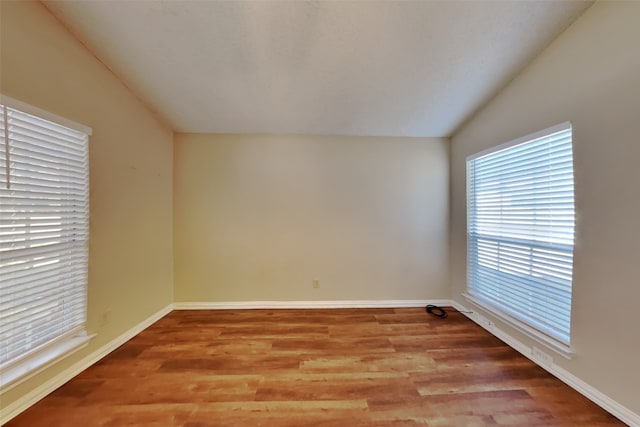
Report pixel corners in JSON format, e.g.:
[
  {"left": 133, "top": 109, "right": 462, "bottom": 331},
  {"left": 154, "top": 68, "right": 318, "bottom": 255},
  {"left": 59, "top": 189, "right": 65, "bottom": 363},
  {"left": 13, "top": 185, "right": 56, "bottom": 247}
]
[{"left": 43, "top": 1, "right": 591, "bottom": 137}]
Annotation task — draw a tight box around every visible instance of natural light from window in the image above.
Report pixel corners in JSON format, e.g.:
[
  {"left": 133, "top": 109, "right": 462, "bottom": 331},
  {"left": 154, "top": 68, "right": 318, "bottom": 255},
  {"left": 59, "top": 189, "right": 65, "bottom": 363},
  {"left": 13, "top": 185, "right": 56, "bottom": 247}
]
[
  {"left": 465, "top": 122, "right": 575, "bottom": 353},
  {"left": 0, "top": 96, "right": 92, "bottom": 390}
]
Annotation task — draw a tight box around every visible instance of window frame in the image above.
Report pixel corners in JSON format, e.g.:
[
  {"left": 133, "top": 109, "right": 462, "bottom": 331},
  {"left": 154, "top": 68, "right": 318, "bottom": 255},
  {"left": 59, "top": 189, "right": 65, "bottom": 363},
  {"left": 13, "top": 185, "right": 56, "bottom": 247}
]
[
  {"left": 0, "top": 94, "right": 94, "bottom": 391},
  {"left": 464, "top": 122, "right": 576, "bottom": 357}
]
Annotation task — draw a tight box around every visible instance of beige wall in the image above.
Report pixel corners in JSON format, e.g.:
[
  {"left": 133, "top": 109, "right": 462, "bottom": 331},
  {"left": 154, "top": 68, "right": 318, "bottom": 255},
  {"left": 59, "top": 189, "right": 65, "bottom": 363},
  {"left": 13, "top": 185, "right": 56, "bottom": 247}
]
[
  {"left": 5, "top": 0, "right": 637, "bottom": 420},
  {"left": 450, "top": 1, "right": 640, "bottom": 414},
  {"left": 1, "top": 0, "right": 174, "bottom": 409},
  {"left": 174, "top": 134, "right": 449, "bottom": 302}
]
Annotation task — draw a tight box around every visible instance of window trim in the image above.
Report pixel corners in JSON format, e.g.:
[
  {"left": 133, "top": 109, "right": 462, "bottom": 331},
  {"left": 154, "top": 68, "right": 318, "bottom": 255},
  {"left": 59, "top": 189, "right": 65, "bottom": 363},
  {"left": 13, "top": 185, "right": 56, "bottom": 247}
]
[
  {"left": 0, "top": 331, "right": 93, "bottom": 391},
  {"left": 0, "top": 95, "right": 92, "bottom": 136},
  {"left": 465, "top": 122, "right": 575, "bottom": 356},
  {"left": 466, "top": 122, "right": 570, "bottom": 163},
  {"left": 0, "top": 95, "right": 94, "bottom": 392},
  {"left": 463, "top": 293, "right": 572, "bottom": 358}
]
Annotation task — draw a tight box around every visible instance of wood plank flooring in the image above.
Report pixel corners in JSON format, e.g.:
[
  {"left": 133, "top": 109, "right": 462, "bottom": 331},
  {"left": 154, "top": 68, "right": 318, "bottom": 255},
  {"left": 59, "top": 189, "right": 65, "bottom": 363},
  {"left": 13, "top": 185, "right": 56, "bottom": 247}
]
[{"left": 5, "top": 308, "right": 623, "bottom": 426}]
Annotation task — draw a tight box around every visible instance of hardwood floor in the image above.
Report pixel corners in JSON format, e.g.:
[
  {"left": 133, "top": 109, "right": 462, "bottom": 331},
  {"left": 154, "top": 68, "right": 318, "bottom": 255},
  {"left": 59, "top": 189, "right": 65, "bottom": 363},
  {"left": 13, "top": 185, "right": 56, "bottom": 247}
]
[{"left": 6, "top": 308, "right": 623, "bottom": 426}]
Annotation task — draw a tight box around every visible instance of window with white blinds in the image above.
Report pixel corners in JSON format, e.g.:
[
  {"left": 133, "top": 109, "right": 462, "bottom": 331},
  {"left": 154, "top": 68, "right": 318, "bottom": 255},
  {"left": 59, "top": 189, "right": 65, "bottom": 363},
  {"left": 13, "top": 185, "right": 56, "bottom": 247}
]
[
  {"left": 0, "top": 96, "right": 91, "bottom": 389},
  {"left": 466, "top": 122, "right": 575, "bottom": 351}
]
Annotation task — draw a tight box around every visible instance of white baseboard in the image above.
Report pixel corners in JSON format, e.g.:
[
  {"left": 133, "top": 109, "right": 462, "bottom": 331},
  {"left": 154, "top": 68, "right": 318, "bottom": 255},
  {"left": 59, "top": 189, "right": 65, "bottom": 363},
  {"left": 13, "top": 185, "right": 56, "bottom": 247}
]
[
  {"left": 0, "top": 304, "right": 173, "bottom": 425},
  {"left": 451, "top": 301, "right": 640, "bottom": 426},
  {"left": 173, "top": 299, "right": 449, "bottom": 310},
  {"left": 4, "top": 300, "right": 637, "bottom": 426}
]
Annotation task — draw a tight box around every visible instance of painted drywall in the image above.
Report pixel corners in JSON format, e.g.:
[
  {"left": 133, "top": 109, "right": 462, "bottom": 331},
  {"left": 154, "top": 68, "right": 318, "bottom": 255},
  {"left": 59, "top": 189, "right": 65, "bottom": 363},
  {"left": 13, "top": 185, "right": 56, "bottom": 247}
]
[
  {"left": 0, "top": 1, "right": 173, "bottom": 410},
  {"left": 450, "top": 0, "right": 640, "bottom": 415},
  {"left": 174, "top": 134, "right": 449, "bottom": 302}
]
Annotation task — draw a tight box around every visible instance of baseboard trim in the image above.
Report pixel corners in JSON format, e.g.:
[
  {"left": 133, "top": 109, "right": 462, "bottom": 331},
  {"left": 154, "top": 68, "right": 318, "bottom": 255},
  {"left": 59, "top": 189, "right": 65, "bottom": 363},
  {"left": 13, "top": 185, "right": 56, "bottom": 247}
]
[
  {"left": 0, "top": 304, "right": 173, "bottom": 425},
  {"left": 451, "top": 301, "right": 640, "bottom": 426},
  {"left": 5, "top": 300, "right": 637, "bottom": 426},
  {"left": 173, "top": 299, "right": 449, "bottom": 310}
]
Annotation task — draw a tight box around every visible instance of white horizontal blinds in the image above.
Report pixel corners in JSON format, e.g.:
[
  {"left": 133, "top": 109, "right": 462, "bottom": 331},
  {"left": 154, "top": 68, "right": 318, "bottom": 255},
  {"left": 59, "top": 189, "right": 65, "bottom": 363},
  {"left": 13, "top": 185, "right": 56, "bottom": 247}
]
[
  {"left": 467, "top": 124, "right": 575, "bottom": 345},
  {"left": 0, "top": 104, "right": 89, "bottom": 367}
]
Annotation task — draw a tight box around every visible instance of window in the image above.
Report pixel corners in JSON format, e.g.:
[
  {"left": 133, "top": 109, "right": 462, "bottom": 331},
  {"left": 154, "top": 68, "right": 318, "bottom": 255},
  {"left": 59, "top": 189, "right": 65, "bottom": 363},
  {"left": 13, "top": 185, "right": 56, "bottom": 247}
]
[
  {"left": 466, "top": 122, "right": 575, "bottom": 353},
  {"left": 0, "top": 96, "right": 92, "bottom": 390}
]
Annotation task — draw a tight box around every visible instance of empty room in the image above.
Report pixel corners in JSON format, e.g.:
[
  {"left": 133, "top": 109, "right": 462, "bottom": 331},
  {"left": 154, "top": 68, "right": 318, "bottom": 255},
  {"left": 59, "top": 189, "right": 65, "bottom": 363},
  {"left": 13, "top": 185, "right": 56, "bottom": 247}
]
[{"left": 0, "top": 0, "right": 638, "bottom": 425}]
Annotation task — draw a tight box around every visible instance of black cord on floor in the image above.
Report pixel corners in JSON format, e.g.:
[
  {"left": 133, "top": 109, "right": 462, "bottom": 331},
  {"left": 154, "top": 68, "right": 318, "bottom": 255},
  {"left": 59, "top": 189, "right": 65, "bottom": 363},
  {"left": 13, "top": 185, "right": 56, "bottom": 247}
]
[{"left": 425, "top": 304, "right": 473, "bottom": 319}]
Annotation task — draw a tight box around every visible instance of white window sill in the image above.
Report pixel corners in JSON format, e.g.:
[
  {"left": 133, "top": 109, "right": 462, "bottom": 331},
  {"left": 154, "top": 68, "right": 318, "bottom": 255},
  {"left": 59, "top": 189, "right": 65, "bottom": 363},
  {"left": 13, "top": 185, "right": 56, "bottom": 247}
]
[
  {"left": 0, "top": 330, "right": 95, "bottom": 393},
  {"left": 463, "top": 293, "right": 573, "bottom": 359}
]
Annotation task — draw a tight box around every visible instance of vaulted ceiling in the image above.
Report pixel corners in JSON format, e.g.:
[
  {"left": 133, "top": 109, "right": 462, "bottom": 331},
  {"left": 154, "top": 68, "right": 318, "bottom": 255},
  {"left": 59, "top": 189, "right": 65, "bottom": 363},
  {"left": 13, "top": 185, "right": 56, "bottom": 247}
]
[{"left": 43, "top": 1, "right": 592, "bottom": 137}]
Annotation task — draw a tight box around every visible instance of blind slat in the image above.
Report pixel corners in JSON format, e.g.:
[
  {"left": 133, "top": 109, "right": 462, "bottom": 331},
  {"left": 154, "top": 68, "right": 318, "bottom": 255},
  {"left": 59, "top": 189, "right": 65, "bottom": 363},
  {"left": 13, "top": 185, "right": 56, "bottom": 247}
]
[
  {"left": 466, "top": 123, "right": 575, "bottom": 347},
  {"left": 0, "top": 102, "right": 89, "bottom": 368}
]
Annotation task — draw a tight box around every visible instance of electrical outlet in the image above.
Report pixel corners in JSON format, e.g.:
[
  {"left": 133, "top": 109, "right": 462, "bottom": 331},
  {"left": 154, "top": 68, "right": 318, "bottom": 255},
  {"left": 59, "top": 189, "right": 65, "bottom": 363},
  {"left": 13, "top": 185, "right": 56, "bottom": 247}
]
[
  {"left": 532, "top": 346, "right": 553, "bottom": 367},
  {"left": 312, "top": 279, "right": 319, "bottom": 289},
  {"left": 475, "top": 313, "right": 494, "bottom": 331},
  {"left": 483, "top": 318, "right": 494, "bottom": 330}
]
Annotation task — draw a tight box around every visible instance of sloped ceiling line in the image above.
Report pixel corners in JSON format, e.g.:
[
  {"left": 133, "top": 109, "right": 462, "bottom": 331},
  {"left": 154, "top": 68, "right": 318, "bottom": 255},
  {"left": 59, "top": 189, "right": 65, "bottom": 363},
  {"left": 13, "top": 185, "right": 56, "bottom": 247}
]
[{"left": 43, "top": 0, "right": 592, "bottom": 137}]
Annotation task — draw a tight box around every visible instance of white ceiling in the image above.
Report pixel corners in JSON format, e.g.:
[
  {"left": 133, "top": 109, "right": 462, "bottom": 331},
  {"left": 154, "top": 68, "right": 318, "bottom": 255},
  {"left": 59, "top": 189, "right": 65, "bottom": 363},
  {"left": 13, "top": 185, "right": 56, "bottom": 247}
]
[{"left": 43, "top": 1, "right": 591, "bottom": 137}]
